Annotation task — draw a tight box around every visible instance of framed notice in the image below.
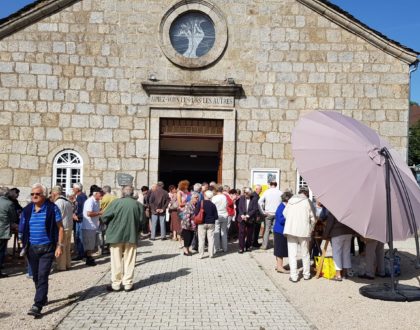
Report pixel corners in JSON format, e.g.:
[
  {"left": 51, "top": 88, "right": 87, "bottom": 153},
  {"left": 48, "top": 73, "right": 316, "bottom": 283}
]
[{"left": 250, "top": 168, "right": 280, "bottom": 193}]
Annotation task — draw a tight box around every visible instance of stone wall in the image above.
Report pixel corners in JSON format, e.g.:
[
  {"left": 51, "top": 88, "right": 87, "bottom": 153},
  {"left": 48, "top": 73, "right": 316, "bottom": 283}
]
[{"left": 0, "top": 0, "right": 411, "bottom": 196}]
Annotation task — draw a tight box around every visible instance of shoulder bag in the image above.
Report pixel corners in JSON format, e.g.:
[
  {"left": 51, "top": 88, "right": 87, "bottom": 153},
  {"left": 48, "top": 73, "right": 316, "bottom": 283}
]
[{"left": 193, "top": 201, "right": 205, "bottom": 225}]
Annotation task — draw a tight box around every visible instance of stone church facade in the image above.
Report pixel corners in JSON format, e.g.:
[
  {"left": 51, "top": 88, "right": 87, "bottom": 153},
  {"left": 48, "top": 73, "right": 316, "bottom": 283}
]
[{"left": 0, "top": 0, "right": 418, "bottom": 196}]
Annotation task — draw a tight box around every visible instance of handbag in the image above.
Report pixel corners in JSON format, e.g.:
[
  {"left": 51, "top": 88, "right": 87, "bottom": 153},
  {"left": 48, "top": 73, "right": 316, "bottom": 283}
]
[
  {"left": 193, "top": 201, "right": 205, "bottom": 225},
  {"left": 314, "top": 256, "right": 336, "bottom": 279},
  {"left": 169, "top": 200, "right": 179, "bottom": 211}
]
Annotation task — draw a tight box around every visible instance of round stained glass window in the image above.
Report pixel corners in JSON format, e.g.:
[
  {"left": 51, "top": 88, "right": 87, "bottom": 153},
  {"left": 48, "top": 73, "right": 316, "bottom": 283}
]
[{"left": 169, "top": 11, "right": 216, "bottom": 58}]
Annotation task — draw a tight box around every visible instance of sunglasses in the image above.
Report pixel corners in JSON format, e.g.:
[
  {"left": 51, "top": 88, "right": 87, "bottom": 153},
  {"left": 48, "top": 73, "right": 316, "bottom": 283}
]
[{"left": 31, "top": 192, "right": 42, "bottom": 196}]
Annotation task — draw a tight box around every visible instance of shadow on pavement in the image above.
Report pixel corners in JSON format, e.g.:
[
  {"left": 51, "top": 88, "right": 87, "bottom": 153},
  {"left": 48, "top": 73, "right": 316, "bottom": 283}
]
[
  {"left": 135, "top": 253, "right": 179, "bottom": 267},
  {"left": 132, "top": 267, "right": 191, "bottom": 291},
  {"left": 69, "top": 256, "right": 110, "bottom": 271}
]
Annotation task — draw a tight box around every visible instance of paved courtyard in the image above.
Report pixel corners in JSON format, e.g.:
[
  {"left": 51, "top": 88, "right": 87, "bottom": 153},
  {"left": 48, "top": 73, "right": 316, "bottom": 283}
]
[{"left": 57, "top": 240, "right": 311, "bottom": 330}]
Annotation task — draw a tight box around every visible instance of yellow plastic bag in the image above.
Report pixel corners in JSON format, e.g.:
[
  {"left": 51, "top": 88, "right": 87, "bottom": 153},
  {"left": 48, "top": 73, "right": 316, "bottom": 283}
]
[{"left": 315, "top": 256, "right": 336, "bottom": 279}]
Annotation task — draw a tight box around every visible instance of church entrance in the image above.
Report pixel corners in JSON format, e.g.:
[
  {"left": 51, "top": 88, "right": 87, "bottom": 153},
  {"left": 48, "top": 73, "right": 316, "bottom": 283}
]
[{"left": 158, "top": 118, "right": 223, "bottom": 188}]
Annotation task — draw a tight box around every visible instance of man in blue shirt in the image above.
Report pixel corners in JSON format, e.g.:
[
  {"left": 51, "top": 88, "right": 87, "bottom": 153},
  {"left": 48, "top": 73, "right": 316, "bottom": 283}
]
[{"left": 19, "top": 183, "right": 64, "bottom": 318}]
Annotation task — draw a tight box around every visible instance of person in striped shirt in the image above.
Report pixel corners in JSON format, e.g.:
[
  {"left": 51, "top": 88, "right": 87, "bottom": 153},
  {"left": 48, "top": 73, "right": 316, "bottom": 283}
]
[{"left": 19, "top": 183, "right": 64, "bottom": 318}]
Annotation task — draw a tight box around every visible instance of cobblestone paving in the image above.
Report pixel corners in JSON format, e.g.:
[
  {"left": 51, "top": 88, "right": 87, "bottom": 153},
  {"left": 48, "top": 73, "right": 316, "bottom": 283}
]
[{"left": 57, "top": 240, "right": 311, "bottom": 330}]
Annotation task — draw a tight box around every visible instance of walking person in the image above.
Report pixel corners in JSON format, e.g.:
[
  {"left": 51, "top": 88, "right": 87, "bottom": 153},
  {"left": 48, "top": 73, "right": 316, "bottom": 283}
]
[
  {"left": 212, "top": 186, "right": 228, "bottom": 253},
  {"left": 195, "top": 190, "right": 218, "bottom": 259},
  {"left": 237, "top": 187, "right": 259, "bottom": 253},
  {"left": 283, "top": 187, "right": 316, "bottom": 282},
  {"left": 149, "top": 182, "right": 170, "bottom": 240},
  {"left": 181, "top": 192, "right": 199, "bottom": 256},
  {"left": 273, "top": 191, "right": 293, "bottom": 274},
  {"left": 19, "top": 183, "right": 64, "bottom": 317},
  {"left": 102, "top": 185, "right": 143, "bottom": 292},
  {"left": 50, "top": 186, "right": 74, "bottom": 271},
  {"left": 0, "top": 187, "right": 18, "bottom": 278},
  {"left": 258, "top": 181, "right": 282, "bottom": 250},
  {"left": 323, "top": 211, "right": 354, "bottom": 281}
]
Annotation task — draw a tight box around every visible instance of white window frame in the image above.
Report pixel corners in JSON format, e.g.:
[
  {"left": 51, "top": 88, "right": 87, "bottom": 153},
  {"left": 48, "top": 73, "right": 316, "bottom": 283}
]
[
  {"left": 53, "top": 150, "right": 83, "bottom": 196},
  {"left": 296, "top": 170, "right": 313, "bottom": 200}
]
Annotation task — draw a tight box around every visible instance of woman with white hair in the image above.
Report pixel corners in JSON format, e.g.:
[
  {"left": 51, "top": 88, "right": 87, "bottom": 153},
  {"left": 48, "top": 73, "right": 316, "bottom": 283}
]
[
  {"left": 181, "top": 192, "right": 200, "bottom": 256},
  {"left": 194, "top": 190, "right": 218, "bottom": 259}
]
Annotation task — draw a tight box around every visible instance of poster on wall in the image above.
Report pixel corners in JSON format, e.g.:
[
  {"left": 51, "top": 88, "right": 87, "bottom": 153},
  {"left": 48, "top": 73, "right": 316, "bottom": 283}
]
[{"left": 250, "top": 168, "right": 280, "bottom": 193}]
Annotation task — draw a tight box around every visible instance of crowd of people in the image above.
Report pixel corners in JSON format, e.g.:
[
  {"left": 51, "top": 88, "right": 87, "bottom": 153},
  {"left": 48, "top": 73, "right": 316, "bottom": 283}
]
[{"left": 0, "top": 179, "right": 388, "bottom": 318}]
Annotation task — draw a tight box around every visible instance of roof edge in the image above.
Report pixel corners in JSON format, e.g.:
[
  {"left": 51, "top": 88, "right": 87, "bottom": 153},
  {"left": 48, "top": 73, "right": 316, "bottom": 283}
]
[
  {"left": 0, "top": 0, "right": 81, "bottom": 40},
  {"left": 297, "top": 0, "right": 419, "bottom": 65}
]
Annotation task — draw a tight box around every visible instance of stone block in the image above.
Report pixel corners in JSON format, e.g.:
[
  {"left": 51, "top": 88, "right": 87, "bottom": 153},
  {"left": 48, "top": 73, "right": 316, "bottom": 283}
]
[
  {"left": 20, "top": 155, "right": 39, "bottom": 169},
  {"left": 1, "top": 74, "right": 17, "bottom": 87},
  {"left": 121, "top": 158, "right": 144, "bottom": 171},
  {"left": 90, "top": 115, "right": 103, "bottom": 128},
  {"left": 246, "top": 143, "right": 261, "bottom": 155},
  {"left": 13, "top": 113, "right": 29, "bottom": 126},
  {"left": 46, "top": 128, "right": 63, "bottom": 141},
  {"left": 87, "top": 143, "right": 104, "bottom": 157},
  {"left": 0, "top": 168, "right": 13, "bottom": 185},
  {"left": 0, "top": 62, "right": 13, "bottom": 72},
  {"left": 95, "top": 129, "right": 113, "bottom": 142},
  {"left": 107, "top": 158, "right": 121, "bottom": 170},
  {"left": 380, "top": 122, "right": 406, "bottom": 137},
  {"left": 136, "top": 140, "right": 148, "bottom": 158},
  {"left": 31, "top": 63, "right": 52, "bottom": 75},
  {"left": 72, "top": 115, "right": 89, "bottom": 128},
  {"left": 113, "top": 129, "right": 130, "bottom": 142},
  {"left": 0, "top": 112, "right": 12, "bottom": 125},
  {"left": 90, "top": 12, "right": 104, "bottom": 24},
  {"left": 76, "top": 103, "right": 94, "bottom": 114}
]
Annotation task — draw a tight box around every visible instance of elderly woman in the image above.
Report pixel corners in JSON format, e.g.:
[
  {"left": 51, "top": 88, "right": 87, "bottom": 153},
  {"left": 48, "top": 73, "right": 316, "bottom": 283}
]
[
  {"left": 323, "top": 212, "right": 354, "bottom": 281},
  {"left": 195, "top": 190, "right": 218, "bottom": 259},
  {"left": 168, "top": 185, "right": 180, "bottom": 241},
  {"left": 181, "top": 192, "right": 200, "bottom": 256},
  {"left": 273, "top": 191, "right": 293, "bottom": 274}
]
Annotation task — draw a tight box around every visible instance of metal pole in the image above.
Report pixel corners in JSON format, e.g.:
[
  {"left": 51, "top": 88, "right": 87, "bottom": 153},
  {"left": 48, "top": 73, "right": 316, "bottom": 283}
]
[{"left": 382, "top": 148, "right": 396, "bottom": 292}]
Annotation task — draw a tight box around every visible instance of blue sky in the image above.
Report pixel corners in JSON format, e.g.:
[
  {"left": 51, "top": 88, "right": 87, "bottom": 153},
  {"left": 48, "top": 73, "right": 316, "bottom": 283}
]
[{"left": 0, "top": 0, "right": 419, "bottom": 102}]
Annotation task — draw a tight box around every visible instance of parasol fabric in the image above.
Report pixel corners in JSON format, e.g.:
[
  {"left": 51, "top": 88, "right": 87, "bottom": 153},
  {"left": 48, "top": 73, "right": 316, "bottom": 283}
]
[{"left": 292, "top": 111, "right": 420, "bottom": 243}]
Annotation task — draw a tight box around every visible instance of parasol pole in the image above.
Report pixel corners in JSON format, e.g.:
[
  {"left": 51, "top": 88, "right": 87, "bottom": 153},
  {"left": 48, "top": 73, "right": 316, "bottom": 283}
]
[{"left": 382, "top": 147, "right": 396, "bottom": 292}]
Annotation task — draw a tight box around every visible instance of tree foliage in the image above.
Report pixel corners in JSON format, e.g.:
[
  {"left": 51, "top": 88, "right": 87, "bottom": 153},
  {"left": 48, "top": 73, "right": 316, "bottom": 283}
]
[{"left": 408, "top": 120, "right": 420, "bottom": 165}]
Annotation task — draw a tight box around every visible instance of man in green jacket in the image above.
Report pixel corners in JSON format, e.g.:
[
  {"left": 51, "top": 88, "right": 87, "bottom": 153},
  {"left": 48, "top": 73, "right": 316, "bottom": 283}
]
[
  {"left": 0, "top": 187, "right": 18, "bottom": 278},
  {"left": 102, "top": 185, "right": 143, "bottom": 292}
]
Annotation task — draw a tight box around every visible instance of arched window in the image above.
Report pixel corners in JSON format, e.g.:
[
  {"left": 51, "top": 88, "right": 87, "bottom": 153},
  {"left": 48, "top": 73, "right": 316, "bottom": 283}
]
[
  {"left": 53, "top": 150, "right": 83, "bottom": 195},
  {"left": 296, "top": 171, "right": 313, "bottom": 201}
]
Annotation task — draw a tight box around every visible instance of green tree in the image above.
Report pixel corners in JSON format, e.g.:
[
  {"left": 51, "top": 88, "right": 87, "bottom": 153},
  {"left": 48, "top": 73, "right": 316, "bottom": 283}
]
[{"left": 408, "top": 120, "right": 420, "bottom": 165}]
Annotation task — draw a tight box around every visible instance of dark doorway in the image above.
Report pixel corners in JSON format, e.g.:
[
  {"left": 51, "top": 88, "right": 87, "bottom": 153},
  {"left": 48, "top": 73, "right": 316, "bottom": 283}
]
[{"left": 158, "top": 119, "right": 223, "bottom": 187}]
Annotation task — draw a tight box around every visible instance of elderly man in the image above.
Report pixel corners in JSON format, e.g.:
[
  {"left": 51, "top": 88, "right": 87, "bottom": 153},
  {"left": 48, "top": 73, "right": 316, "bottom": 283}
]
[
  {"left": 72, "top": 182, "right": 87, "bottom": 261},
  {"left": 148, "top": 182, "right": 169, "bottom": 240},
  {"left": 99, "top": 185, "right": 116, "bottom": 254},
  {"left": 19, "top": 183, "right": 64, "bottom": 317},
  {"left": 0, "top": 187, "right": 18, "bottom": 278},
  {"left": 102, "top": 185, "right": 143, "bottom": 292},
  {"left": 283, "top": 187, "right": 316, "bottom": 282},
  {"left": 50, "top": 186, "right": 74, "bottom": 271},
  {"left": 237, "top": 187, "right": 259, "bottom": 253},
  {"left": 258, "top": 181, "right": 283, "bottom": 250},
  {"left": 82, "top": 186, "right": 103, "bottom": 266}
]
